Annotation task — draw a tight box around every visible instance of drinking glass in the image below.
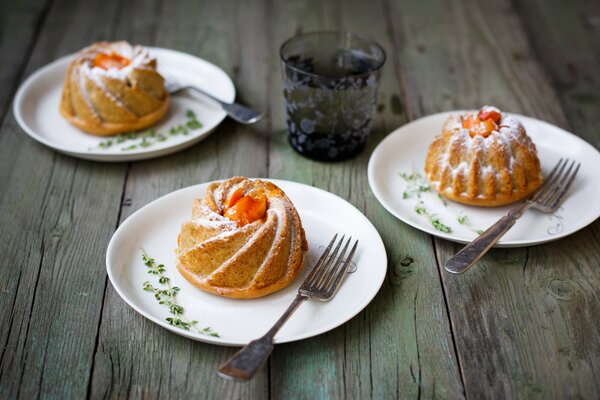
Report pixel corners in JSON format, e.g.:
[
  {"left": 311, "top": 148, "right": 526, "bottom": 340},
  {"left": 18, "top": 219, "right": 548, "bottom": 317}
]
[{"left": 280, "top": 31, "right": 386, "bottom": 161}]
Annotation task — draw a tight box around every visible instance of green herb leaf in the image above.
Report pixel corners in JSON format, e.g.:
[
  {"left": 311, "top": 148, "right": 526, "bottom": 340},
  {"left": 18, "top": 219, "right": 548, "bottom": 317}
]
[
  {"left": 414, "top": 201, "right": 427, "bottom": 215},
  {"left": 98, "top": 140, "right": 113, "bottom": 148},
  {"left": 92, "top": 111, "right": 203, "bottom": 152},
  {"left": 430, "top": 216, "right": 452, "bottom": 233},
  {"left": 170, "top": 304, "right": 184, "bottom": 315},
  {"left": 187, "top": 120, "right": 202, "bottom": 129},
  {"left": 141, "top": 249, "right": 219, "bottom": 337}
]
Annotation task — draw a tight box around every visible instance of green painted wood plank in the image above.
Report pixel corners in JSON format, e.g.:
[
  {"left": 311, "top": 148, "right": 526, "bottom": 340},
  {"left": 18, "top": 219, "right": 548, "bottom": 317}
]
[
  {"left": 0, "top": 0, "right": 50, "bottom": 125},
  {"left": 0, "top": 0, "right": 141, "bottom": 398},
  {"left": 514, "top": 0, "right": 600, "bottom": 149},
  {"left": 266, "top": 1, "right": 464, "bottom": 399},
  {"left": 385, "top": 0, "right": 600, "bottom": 397},
  {"left": 88, "top": 0, "right": 270, "bottom": 398},
  {"left": 0, "top": 0, "right": 51, "bottom": 198},
  {"left": 0, "top": 1, "right": 50, "bottom": 369},
  {"left": 1, "top": 0, "right": 597, "bottom": 398}
]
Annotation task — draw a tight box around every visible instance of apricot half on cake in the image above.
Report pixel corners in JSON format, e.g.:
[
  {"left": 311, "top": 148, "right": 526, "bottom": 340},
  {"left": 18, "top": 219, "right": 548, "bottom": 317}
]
[
  {"left": 424, "top": 106, "right": 543, "bottom": 207},
  {"left": 176, "top": 177, "right": 308, "bottom": 299}
]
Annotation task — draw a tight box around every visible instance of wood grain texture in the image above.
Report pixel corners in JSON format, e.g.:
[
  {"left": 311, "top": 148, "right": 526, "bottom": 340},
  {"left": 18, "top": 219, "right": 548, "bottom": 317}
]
[
  {"left": 514, "top": 0, "right": 600, "bottom": 150},
  {"left": 0, "top": 0, "right": 130, "bottom": 398},
  {"left": 0, "top": 0, "right": 50, "bottom": 123},
  {"left": 0, "top": 0, "right": 598, "bottom": 398},
  {"left": 267, "top": 0, "right": 464, "bottom": 398},
  {"left": 88, "top": 0, "right": 270, "bottom": 398},
  {"left": 385, "top": 0, "right": 600, "bottom": 397}
]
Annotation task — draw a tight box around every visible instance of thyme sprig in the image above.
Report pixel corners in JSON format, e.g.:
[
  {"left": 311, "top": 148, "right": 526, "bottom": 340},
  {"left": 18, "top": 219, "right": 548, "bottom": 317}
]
[
  {"left": 400, "top": 172, "right": 454, "bottom": 233},
  {"left": 141, "top": 250, "right": 219, "bottom": 337},
  {"left": 91, "top": 109, "right": 203, "bottom": 152},
  {"left": 400, "top": 172, "right": 431, "bottom": 199},
  {"left": 414, "top": 200, "right": 452, "bottom": 233},
  {"left": 399, "top": 171, "right": 484, "bottom": 234}
]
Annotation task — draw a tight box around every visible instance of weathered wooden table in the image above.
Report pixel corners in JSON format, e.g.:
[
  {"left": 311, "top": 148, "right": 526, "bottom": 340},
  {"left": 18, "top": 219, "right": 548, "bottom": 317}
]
[{"left": 1, "top": 0, "right": 599, "bottom": 398}]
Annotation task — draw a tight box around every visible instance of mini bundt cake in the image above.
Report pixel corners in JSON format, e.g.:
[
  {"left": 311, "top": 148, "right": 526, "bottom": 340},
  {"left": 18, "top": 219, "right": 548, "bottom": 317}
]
[
  {"left": 60, "top": 41, "right": 169, "bottom": 136},
  {"left": 176, "top": 177, "right": 308, "bottom": 299},
  {"left": 425, "top": 106, "right": 543, "bottom": 207}
]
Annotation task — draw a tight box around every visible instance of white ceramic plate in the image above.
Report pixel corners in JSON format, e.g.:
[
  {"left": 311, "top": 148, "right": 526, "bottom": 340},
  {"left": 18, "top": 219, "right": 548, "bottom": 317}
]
[
  {"left": 368, "top": 111, "right": 600, "bottom": 247},
  {"left": 13, "top": 47, "right": 235, "bottom": 162},
  {"left": 106, "top": 179, "right": 387, "bottom": 346}
]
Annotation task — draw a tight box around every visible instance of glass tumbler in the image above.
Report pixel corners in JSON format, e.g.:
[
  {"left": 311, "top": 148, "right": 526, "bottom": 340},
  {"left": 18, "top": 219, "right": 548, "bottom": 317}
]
[{"left": 280, "top": 31, "right": 386, "bottom": 161}]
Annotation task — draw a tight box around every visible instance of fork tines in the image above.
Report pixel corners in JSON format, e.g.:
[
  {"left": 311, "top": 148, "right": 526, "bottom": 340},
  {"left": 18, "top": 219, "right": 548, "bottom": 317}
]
[
  {"left": 300, "top": 234, "right": 358, "bottom": 301},
  {"left": 531, "top": 158, "right": 581, "bottom": 212}
]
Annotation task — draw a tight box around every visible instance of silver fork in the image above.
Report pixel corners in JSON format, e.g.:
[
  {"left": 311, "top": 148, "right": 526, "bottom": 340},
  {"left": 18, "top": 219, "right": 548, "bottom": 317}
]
[
  {"left": 445, "top": 158, "right": 580, "bottom": 274},
  {"left": 218, "top": 234, "right": 358, "bottom": 381},
  {"left": 162, "top": 74, "right": 263, "bottom": 125}
]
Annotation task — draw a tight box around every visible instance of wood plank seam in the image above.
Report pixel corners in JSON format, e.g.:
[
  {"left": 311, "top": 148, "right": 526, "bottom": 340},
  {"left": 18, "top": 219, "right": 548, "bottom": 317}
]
[
  {"left": 431, "top": 236, "right": 467, "bottom": 397},
  {"left": 0, "top": 269, "right": 22, "bottom": 365},
  {"left": 15, "top": 241, "right": 44, "bottom": 398},
  {"left": 85, "top": 163, "right": 131, "bottom": 399},
  {"left": 0, "top": 150, "right": 56, "bottom": 373},
  {"left": 0, "top": 0, "right": 55, "bottom": 129},
  {"left": 368, "top": 313, "right": 374, "bottom": 399},
  {"left": 380, "top": 0, "right": 467, "bottom": 396},
  {"left": 412, "top": 289, "right": 422, "bottom": 400},
  {"left": 381, "top": 0, "right": 414, "bottom": 122}
]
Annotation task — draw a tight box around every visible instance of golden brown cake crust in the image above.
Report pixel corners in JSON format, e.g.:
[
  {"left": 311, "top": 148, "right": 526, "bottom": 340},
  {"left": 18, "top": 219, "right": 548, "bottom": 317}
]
[
  {"left": 59, "top": 41, "right": 169, "bottom": 136},
  {"left": 59, "top": 97, "right": 168, "bottom": 136},
  {"left": 176, "top": 177, "right": 308, "bottom": 299},
  {"left": 424, "top": 107, "right": 543, "bottom": 207}
]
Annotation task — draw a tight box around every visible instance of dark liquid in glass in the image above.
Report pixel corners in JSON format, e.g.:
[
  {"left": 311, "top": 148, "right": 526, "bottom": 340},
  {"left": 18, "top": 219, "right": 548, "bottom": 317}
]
[{"left": 282, "top": 50, "right": 382, "bottom": 161}]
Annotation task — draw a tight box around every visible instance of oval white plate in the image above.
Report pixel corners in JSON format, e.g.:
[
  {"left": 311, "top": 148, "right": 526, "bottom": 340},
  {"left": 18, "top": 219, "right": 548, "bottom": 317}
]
[
  {"left": 13, "top": 47, "right": 235, "bottom": 162},
  {"left": 106, "top": 179, "right": 387, "bottom": 346},
  {"left": 368, "top": 111, "right": 600, "bottom": 247}
]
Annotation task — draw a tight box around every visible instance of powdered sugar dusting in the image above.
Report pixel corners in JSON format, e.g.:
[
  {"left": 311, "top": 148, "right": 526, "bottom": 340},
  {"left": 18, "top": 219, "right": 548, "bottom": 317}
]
[
  {"left": 76, "top": 69, "right": 97, "bottom": 117},
  {"left": 84, "top": 42, "right": 154, "bottom": 80},
  {"left": 439, "top": 109, "right": 534, "bottom": 179},
  {"left": 427, "top": 107, "right": 542, "bottom": 202},
  {"left": 80, "top": 63, "right": 132, "bottom": 111},
  {"left": 191, "top": 218, "right": 236, "bottom": 230}
]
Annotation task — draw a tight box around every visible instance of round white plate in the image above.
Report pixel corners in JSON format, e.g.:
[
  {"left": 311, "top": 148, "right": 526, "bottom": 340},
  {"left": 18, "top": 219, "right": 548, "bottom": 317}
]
[
  {"left": 106, "top": 179, "right": 387, "bottom": 346},
  {"left": 368, "top": 111, "right": 600, "bottom": 247},
  {"left": 13, "top": 47, "right": 235, "bottom": 162}
]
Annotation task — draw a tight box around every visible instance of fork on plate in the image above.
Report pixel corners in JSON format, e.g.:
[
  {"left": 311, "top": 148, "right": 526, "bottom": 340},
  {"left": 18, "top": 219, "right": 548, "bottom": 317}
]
[
  {"left": 162, "top": 74, "right": 263, "bottom": 125},
  {"left": 445, "top": 158, "right": 581, "bottom": 274},
  {"left": 218, "top": 234, "right": 358, "bottom": 381}
]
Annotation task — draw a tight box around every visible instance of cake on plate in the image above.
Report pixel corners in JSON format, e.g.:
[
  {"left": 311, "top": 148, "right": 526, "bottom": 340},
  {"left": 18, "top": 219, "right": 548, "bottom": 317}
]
[
  {"left": 59, "top": 41, "right": 169, "bottom": 136},
  {"left": 176, "top": 177, "right": 308, "bottom": 299},
  {"left": 424, "top": 106, "right": 543, "bottom": 207}
]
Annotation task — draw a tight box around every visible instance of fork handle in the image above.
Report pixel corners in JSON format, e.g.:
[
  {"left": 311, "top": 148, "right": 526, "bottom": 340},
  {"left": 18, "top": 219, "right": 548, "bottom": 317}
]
[
  {"left": 445, "top": 202, "right": 530, "bottom": 274},
  {"left": 184, "top": 85, "right": 227, "bottom": 106},
  {"left": 180, "top": 85, "right": 262, "bottom": 125},
  {"left": 218, "top": 294, "right": 307, "bottom": 381}
]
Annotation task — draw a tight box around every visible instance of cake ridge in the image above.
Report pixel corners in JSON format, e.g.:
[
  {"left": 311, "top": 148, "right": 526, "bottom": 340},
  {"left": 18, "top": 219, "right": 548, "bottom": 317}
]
[
  {"left": 425, "top": 107, "right": 543, "bottom": 206},
  {"left": 205, "top": 211, "right": 278, "bottom": 288},
  {"left": 176, "top": 177, "right": 308, "bottom": 298},
  {"left": 178, "top": 224, "right": 261, "bottom": 279},
  {"left": 248, "top": 203, "right": 292, "bottom": 289}
]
